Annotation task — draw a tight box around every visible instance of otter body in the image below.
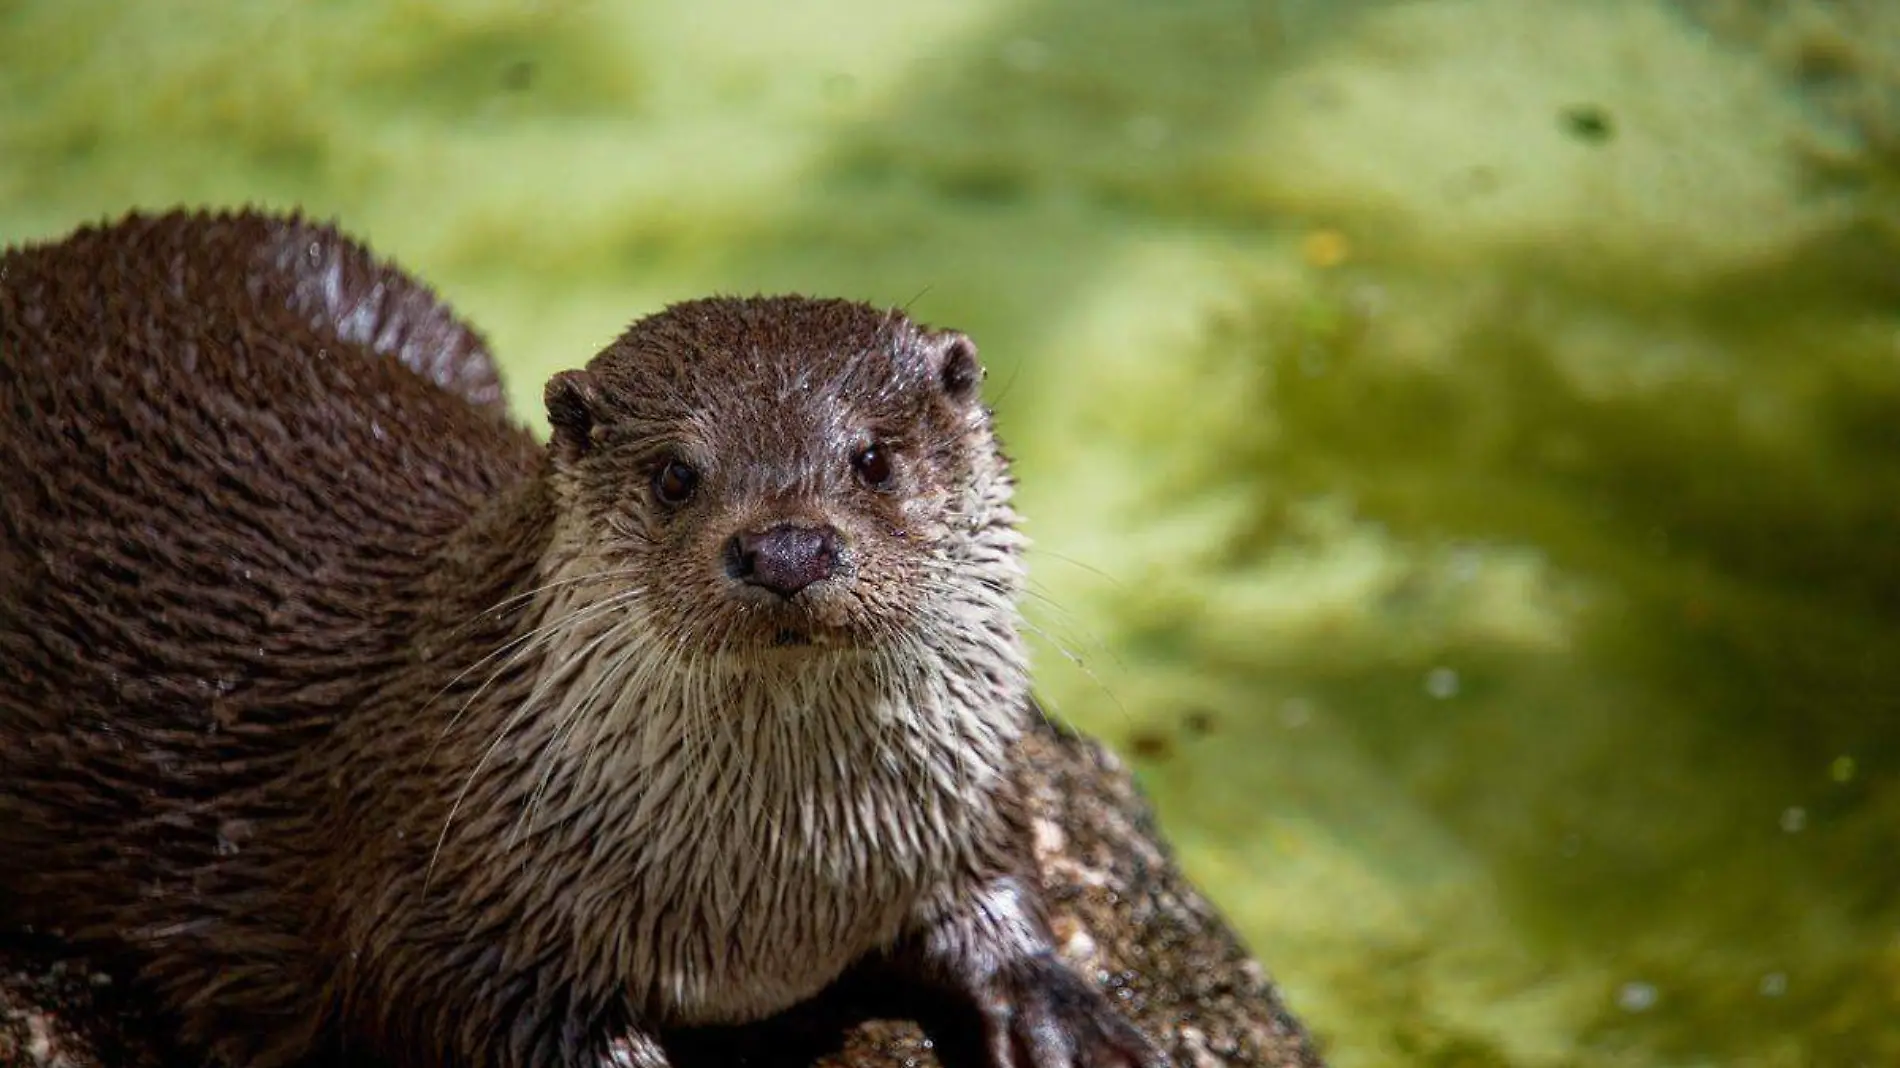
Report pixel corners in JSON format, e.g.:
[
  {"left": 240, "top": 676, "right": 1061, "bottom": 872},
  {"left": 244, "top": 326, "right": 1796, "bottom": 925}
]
[{"left": 0, "top": 211, "right": 1159, "bottom": 1068}]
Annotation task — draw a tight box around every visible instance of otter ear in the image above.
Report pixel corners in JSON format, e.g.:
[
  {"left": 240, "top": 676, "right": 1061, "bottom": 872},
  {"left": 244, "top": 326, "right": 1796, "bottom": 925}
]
[
  {"left": 930, "top": 331, "right": 983, "bottom": 403},
  {"left": 545, "top": 369, "right": 604, "bottom": 459}
]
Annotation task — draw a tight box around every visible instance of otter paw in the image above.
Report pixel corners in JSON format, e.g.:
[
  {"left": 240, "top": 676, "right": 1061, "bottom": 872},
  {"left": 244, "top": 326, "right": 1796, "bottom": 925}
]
[{"left": 976, "top": 954, "right": 1168, "bottom": 1068}]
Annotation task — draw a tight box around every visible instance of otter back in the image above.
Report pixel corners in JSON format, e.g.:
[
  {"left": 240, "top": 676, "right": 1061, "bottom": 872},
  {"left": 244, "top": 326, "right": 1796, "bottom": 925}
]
[{"left": 0, "top": 208, "right": 538, "bottom": 963}]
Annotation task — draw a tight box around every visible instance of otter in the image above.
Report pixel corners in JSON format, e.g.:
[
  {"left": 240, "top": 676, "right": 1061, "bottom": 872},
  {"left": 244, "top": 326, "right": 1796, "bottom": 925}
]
[{"left": 0, "top": 210, "right": 1165, "bottom": 1068}]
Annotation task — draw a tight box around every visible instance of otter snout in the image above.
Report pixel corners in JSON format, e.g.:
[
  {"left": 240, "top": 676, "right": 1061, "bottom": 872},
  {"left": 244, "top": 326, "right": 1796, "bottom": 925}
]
[{"left": 726, "top": 523, "right": 842, "bottom": 598}]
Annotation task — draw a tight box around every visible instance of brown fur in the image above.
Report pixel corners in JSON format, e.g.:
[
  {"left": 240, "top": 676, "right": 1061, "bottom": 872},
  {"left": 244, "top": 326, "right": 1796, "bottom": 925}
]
[{"left": 0, "top": 210, "right": 1161, "bottom": 1068}]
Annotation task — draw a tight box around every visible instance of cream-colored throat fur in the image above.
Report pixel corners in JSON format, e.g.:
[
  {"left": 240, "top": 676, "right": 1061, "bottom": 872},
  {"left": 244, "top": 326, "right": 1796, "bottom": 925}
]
[{"left": 470, "top": 570, "right": 1030, "bottom": 1024}]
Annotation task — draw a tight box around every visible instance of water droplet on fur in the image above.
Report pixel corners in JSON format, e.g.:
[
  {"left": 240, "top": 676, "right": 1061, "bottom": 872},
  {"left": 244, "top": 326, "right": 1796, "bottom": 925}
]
[{"left": 215, "top": 819, "right": 253, "bottom": 856}]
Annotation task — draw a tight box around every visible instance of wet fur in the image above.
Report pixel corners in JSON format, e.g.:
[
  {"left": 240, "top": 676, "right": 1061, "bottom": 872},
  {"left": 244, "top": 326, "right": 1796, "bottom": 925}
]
[{"left": 0, "top": 210, "right": 1155, "bottom": 1068}]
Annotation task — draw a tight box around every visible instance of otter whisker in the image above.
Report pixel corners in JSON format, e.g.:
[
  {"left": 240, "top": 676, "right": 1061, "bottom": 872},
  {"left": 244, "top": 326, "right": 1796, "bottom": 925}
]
[
  {"left": 418, "top": 571, "right": 648, "bottom": 748},
  {"left": 524, "top": 611, "right": 670, "bottom": 838},
  {"left": 427, "top": 587, "right": 645, "bottom": 756},
  {"left": 1014, "top": 614, "right": 1130, "bottom": 726},
  {"left": 582, "top": 628, "right": 672, "bottom": 785},
  {"left": 427, "top": 591, "right": 620, "bottom": 718},
  {"left": 467, "top": 566, "right": 648, "bottom": 622},
  {"left": 1017, "top": 583, "right": 1118, "bottom": 666},
  {"left": 1025, "top": 549, "right": 1126, "bottom": 591},
  {"left": 509, "top": 614, "right": 642, "bottom": 848},
  {"left": 428, "top": 597, "right": 640, "bottom": 885}
]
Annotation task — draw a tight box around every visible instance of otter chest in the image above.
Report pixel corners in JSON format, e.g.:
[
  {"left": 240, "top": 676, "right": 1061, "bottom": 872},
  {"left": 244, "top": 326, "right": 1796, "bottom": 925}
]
[{"left": 536, "top": 680, "right": 1011, "bottom": 1025}]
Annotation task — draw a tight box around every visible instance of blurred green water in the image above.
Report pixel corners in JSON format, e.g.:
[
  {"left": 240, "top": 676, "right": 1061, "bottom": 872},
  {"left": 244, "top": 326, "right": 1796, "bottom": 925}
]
[{"left": 4, "top": 0, "right": 1898, "bottom": 1064}]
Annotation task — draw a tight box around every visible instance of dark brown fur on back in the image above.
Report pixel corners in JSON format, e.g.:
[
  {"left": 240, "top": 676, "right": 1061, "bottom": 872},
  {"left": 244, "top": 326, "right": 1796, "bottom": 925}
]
[{"left": 0, "top": 209, "right": 543, "bottom": 1062}]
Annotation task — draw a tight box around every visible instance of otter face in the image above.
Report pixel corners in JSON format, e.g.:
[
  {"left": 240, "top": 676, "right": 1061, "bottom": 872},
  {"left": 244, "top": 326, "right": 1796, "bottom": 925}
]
[{"left": 540, "top": 296, "right": 1020, "bottom": 659}]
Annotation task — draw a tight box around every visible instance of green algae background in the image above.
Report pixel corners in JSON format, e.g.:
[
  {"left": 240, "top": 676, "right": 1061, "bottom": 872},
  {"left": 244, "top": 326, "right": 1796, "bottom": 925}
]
[{"left": 4, "top": 0, "right": 1897, "bottom": 1064}]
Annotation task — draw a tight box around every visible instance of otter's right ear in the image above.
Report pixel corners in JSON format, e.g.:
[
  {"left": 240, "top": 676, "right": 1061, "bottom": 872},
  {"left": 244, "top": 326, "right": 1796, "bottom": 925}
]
[
  {"left": 545, "top": 370, "right": 605, "bottom": 460},
  {"left": 929, "top": 331, "right": 984, "bottom": 404}
]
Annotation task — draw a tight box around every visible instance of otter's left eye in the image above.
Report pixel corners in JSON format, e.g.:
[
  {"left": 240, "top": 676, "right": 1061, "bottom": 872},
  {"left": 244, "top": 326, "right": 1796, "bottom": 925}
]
[
  {"left": 852, "top": 443, "right": 894, "bottom": 490},
  {"left": 653, "top": 458, "right": 699, "bottom": 506}
]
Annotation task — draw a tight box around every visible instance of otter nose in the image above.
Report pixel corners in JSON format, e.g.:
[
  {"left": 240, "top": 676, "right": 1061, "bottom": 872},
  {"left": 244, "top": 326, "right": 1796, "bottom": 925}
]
[{"left": 727, "top": 523, "right": 841, "bottom": 598}]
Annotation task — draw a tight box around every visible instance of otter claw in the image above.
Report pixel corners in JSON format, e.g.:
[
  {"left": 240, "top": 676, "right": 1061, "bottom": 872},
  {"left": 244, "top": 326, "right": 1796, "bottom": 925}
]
[{"left": 980, "top": 955, "right": 1169, "bottom": 1068}]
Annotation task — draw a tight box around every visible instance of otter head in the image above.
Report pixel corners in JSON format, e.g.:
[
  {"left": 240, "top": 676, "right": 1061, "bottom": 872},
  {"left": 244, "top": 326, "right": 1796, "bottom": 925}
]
[{"left": 539, "top": 296, "right": 1024, "bottom": 672}]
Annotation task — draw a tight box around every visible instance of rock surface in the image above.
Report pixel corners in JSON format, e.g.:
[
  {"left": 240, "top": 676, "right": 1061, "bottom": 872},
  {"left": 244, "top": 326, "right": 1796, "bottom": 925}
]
[{"left": 0, "top": 720, "right": 1323, "bottom": 1068}]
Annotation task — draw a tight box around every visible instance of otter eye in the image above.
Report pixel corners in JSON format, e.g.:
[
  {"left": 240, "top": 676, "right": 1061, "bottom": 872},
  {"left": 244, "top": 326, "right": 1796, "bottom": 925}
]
[
  {"left": 652, "top": 458, "right": 699, "bottom": 506},
  {"left": 852, "top": 443, "right": 894, "bottom": 490}
]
